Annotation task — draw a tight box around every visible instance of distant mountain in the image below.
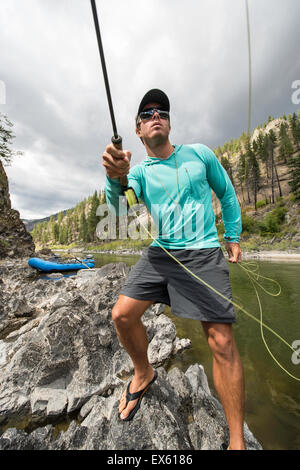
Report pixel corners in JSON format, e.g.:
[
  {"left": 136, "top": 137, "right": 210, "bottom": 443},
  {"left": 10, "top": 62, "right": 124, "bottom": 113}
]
[{"left": 22, "top": 211, "right": 68, "bottom": 232}]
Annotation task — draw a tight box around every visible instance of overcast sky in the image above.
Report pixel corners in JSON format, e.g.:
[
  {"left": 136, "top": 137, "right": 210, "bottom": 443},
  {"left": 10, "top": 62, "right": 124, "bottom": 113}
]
[{"left": 1, "top": 0, "right": 300, "bottom": 219}]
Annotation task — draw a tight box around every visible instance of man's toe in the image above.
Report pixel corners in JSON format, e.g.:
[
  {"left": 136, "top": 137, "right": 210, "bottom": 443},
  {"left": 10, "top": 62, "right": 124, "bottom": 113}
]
[{"left": 120, "top": 400, "right": 137, "bottom": 420}]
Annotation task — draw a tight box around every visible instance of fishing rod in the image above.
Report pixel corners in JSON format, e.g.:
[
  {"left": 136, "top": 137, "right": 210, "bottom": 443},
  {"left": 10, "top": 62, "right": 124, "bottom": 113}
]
[
  {"left": 90, "top": 0, "right": 137, "bottom": 207},
  {"left": 66, "top": 250, "right": 95, "bottom": 270},
  {"left": 74, "top": 256, "right": 94, "bottom": 270}
]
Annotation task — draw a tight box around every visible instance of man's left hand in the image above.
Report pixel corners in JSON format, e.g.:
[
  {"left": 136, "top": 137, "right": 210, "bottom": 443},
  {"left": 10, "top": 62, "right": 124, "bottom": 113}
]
[{"left": 225, "top": 242, "right": 242, "bottom": 263}]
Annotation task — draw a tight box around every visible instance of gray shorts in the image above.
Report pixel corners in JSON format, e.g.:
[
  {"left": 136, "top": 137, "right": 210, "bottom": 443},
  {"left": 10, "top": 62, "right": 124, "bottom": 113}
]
[{"left": 120, "top": 246, "right": 236, "bottom": 323}]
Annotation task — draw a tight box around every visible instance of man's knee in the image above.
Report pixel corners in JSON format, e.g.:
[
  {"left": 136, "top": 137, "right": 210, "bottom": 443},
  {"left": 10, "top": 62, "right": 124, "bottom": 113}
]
[
  {"left": 111, "top": 304, "right": 132, "bottom": 328},
  {"left": 111, "top": 296, "right": 153, "bottom": 329},
  {"left": 207, "top": 327, "right": 235, "bottom": 362}
]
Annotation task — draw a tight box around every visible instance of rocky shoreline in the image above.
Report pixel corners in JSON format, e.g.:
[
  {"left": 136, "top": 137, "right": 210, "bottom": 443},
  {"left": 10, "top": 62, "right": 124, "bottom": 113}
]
[
  {"left": 54, "top": 247, "right": 300, "bottom": 261},
  {"left": 0, "top": 259, "right": 262, "bottom": 450}
]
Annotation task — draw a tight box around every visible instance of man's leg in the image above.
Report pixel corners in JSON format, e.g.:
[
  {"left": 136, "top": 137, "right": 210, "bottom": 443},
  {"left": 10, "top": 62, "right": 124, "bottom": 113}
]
[
  {"left": 202, "top": 322, "right": 246, "bottom": 450},
  {"left": 112, "top": 294, "right": 155, "bottom": 420}
]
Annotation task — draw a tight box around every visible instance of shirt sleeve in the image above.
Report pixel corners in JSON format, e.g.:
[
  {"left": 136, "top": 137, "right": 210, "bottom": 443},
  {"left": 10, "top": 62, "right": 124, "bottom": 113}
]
[
  {"left": 201, "top": 145, "right": 242, "bottom": 243},
  {"left": 104, "top": 165, "right": 143, "bottom": 216}
]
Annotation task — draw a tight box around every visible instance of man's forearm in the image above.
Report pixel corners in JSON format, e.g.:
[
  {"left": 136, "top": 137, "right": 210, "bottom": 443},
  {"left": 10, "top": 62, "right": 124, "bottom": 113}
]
[
  {"left": 220, "top": 192, "right": 242, "bottom": 243},
  {"left": 105, "top": 176, "right": 126, "bottom": 216}
]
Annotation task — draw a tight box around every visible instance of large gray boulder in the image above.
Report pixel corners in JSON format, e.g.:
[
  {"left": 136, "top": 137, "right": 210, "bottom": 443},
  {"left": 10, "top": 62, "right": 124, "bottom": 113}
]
[{"left": 0, "top": 260, "right": 261, "bottom": 450}]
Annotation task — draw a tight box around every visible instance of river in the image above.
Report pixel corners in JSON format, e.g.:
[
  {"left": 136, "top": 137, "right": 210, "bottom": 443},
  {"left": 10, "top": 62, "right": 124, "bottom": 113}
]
[{"left": 56, "top": 251, "right": 300, "bottom": 450}]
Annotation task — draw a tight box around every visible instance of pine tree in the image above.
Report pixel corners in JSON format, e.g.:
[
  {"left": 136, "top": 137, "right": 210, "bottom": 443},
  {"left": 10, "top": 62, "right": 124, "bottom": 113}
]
[
  {"left": 52, "top": 222, "right": 59, "bottom": 243},
  {"left": 289, "top": 112, "right": 300, "bottom": 150},
  {"left": 287, "top": 153, "right": 300, "bottom": 199},
  {"left": 267, "top": 130, "right": 282, "bottom": 202},
  {"left": 0, "top": 113, "right": 23, "bottom": 165},
  {"left": 245, "top": 137, "right": 260, "bottom": 210},
  {"left": 221, "top": 155, "right": 234, "bottom": 185},
  {"left": 79, "top": 212, "right": 89, "bottom": 242},
  {"left": 67, "top": 225, "right": 73, "bottom": 244},
  {"left": 87, "top": 190, "right": 99, "bottom": 241},
  {"left": 237, "top": 152, "right": 247, "bottom": 204},
  {"left": 57, "top": 211, "right": 64, "bottom": 225},
  {"left": 279, "top": 122, "right": 294, "bottom": 163}
]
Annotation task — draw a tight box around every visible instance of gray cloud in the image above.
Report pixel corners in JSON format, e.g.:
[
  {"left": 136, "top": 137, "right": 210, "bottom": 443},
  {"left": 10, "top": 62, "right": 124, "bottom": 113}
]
[{"left": 1, "top": 0, "right": 300, "bottom": 219}]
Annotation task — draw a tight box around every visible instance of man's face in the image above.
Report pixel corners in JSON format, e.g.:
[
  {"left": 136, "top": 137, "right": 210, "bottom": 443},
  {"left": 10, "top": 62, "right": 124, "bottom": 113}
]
[{"left": 136, "top": 102, "right": 171, "bottom": 145}]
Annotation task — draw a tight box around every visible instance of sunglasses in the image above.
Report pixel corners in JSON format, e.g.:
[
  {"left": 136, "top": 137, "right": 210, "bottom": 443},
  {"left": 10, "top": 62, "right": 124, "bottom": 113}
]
[{"left": 138, "top": 108, "right": 170, "bottom": 122}]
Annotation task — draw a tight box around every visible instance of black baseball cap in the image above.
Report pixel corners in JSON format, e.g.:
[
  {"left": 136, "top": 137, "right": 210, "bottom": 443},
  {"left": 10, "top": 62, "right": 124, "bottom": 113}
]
[{"left": 137, "top": 89, "right": 170, "bottom": 116}]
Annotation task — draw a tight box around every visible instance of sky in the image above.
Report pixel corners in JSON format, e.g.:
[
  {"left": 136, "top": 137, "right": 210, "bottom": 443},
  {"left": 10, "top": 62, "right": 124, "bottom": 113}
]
[{"left": 1, "top": 0, "right": 300, "bottom": 220}]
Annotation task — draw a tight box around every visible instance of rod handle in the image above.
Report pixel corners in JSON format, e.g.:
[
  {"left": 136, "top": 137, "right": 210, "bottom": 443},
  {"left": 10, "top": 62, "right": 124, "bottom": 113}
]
[{"left": 111, "top": 135, "right": 128, "bottom": 187}]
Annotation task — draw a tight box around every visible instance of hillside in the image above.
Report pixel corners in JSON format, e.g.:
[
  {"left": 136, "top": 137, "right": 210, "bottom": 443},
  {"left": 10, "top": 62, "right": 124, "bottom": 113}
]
[
  {"left": 30, "top": 111, "right": 300, "bottom": 253},
  {"left": 22, "top": 211, "right": 69, "bottom": 232}
]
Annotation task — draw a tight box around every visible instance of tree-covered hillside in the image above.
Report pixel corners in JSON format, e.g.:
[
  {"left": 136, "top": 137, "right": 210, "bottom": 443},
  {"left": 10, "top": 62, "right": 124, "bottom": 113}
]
[
  {"left": 31, "top": 190, "right": 107, "bottom": 247},
  {"left": 31, "top": 109, "right": 300, "bottom": 250}
]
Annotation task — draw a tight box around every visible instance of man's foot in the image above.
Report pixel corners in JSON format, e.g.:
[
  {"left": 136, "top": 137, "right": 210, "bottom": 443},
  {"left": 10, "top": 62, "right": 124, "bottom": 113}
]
[{"left": 119, "top": 366, "right": 157, "bottom": 421}]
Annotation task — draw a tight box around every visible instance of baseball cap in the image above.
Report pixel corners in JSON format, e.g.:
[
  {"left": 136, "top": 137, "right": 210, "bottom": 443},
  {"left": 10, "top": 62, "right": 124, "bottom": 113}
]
[{"left": 137, "top": 89, "right": 170, "bottom": 116}]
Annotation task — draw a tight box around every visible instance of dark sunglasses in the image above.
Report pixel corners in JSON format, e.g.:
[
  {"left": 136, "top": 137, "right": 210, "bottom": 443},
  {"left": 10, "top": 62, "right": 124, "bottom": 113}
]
[{"left": 138, "top": 108, "right": 170, "bottom": 122}]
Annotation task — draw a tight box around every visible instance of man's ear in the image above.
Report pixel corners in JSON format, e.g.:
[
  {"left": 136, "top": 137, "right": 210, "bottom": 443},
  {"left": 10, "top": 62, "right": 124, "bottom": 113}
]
[{"left": 136, "top": 126, "right": 144, "bottom": 145}]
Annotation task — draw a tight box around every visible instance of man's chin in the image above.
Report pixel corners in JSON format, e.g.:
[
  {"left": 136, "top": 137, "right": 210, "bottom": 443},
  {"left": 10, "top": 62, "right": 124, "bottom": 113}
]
[{"left": 144, "top": 134, "right": 168, "bottom": 147}]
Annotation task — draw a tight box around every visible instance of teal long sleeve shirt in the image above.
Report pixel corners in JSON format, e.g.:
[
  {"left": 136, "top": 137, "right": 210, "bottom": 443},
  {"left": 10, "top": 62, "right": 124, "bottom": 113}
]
[{"left": 104, "top": 143, "right": 242, "bottom": 249}]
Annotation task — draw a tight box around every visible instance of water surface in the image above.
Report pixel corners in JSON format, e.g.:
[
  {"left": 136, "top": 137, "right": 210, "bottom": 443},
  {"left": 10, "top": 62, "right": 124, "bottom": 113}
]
[{"left": 58, "top": 251, "right": 300, "bottom": 450}]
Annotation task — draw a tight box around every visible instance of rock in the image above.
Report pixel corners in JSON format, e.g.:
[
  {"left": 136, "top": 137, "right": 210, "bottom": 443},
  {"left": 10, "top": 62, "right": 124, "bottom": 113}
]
[
  {"left": 147, "top": 314, "right": 177, "bottom": 365},
  {"left": 34, "top": 248, "right": 55, "bottom": 257},
  {"left": 30, "top": 379, "right": 68, "bottom": 419},
  {"left": 0, "top": 366, "right": 262, "bottom": 450},
  {"left": 47, "top": 273, "right": 64, "bottom": 280},
  {"left": 172, "top": 337, "right": 192, "bottom": 355},
  {"left": 185, "top": 363, "right": 211, "bottom": 397},
  {"left": 0, "top": 259, "right": 262, "bottom": 450},
  {"left": 0, "top": 261, "right": 186, "bottom": 427},
  {"left": 0, "top": 160, "right": 35, "bottom": 259},
  {"left": 0, "top": 425, "right": 54, "bottom": 450}
]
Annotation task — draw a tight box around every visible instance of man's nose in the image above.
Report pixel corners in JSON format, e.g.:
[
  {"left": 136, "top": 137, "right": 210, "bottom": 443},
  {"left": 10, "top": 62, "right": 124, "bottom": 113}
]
[{"left": 152, "top": 109, "right": 160, "bottom": 120}]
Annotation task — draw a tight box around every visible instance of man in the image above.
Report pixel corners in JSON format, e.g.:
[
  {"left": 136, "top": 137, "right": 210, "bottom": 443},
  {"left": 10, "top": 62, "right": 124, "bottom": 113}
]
[{"left": 102, "top": 89, "right": 245, "bottom": 450}]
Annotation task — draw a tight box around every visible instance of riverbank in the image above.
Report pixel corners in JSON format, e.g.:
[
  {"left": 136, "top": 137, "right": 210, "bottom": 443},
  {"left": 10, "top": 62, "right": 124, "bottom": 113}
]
[
  {"left": 0, "top": 258, "right": 262, "bottom": 450},
  {"left": 52, "top": 247, "right": 300, "bottom": 261}
]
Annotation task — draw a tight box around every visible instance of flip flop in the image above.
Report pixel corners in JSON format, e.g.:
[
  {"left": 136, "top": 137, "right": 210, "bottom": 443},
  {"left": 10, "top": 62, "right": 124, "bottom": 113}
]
[{"left": 119, "top": 369, "right": 158, "bottom": 422}]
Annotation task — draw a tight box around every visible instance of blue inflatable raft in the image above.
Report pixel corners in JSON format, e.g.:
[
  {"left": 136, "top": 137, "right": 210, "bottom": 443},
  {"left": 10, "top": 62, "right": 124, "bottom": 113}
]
[{"left": 28, "top": 257, "right": 95, "bottom": 273}]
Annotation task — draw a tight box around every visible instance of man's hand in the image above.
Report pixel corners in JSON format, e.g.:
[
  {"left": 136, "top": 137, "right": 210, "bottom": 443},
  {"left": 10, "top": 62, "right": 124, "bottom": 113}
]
[
  {"left": 102, "top": 144, "right": 131, "bottom": 179},
  {"left": 225, "top": 242, "right": 242, "bottom": 263}
]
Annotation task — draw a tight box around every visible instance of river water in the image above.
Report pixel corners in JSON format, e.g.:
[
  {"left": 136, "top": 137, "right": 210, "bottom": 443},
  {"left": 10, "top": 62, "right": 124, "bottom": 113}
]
[{"left": 58, "top": 251, "right": 300, "bottom": 450}]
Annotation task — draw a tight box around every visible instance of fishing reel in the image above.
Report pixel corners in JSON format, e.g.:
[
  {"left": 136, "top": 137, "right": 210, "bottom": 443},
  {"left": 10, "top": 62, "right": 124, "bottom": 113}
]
[{"left": 122, "top": 186, "right": 139, "bottom": 209}]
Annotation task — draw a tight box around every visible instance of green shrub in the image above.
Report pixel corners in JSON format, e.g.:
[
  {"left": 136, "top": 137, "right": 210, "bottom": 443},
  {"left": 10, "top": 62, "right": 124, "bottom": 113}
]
[
  {"left": 272, "top": 205, "right": 287, "bottom": 224},
  {"left": 256, "top": 199, "right": 267, "bottom": 209},
  {"left": 289, "top": 193, "right": 297, "bottom": 203},
  {"left": 265, "top": 213, "right": 279, "bottom": 233},
  {"left": 241, "top": 212, "right": 257, "bottom": 234}
]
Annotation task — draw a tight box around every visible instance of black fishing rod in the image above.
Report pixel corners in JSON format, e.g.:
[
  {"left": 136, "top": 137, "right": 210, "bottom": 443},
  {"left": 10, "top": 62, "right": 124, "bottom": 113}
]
[{"left": 90, "top": 0, "right": 128, "bottom": 189}]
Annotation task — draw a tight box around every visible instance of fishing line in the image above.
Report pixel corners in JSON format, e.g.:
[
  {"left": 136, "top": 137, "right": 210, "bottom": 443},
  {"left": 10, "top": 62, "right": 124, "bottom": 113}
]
[
  {"left": 90, "top": 1, "right": 299, "bottom": 380},
  {"left": 245, "top": 0, "right": 252, "bottom": 136},
  {"left": 129, "top": 205, "right": 300, "bottom": 381}
]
